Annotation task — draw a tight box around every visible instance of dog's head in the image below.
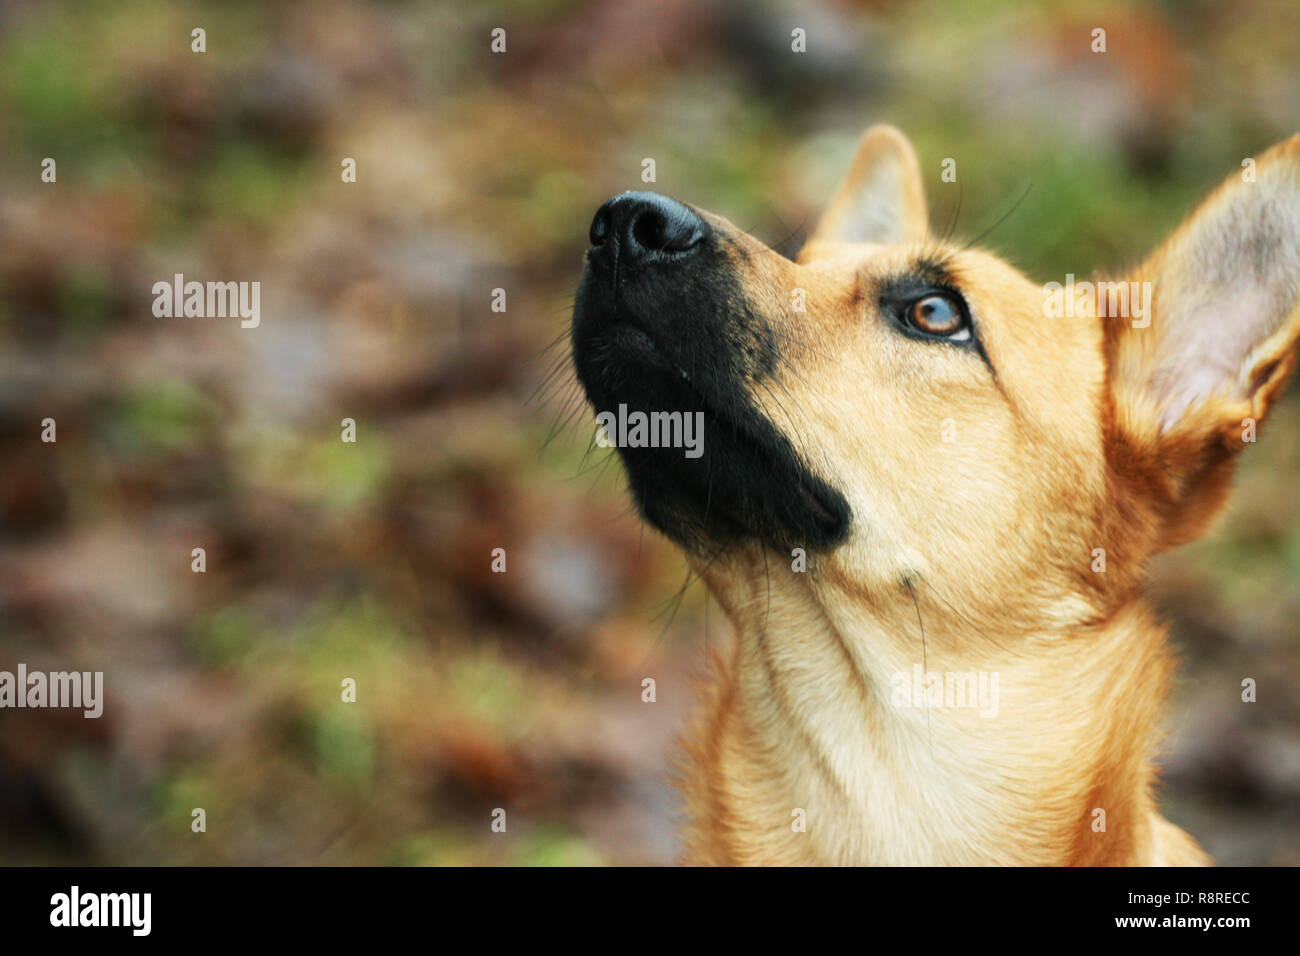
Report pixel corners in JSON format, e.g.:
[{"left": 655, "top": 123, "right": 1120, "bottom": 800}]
[{"left": 572, "top": 126, "right": 1300, "bottom": 623}]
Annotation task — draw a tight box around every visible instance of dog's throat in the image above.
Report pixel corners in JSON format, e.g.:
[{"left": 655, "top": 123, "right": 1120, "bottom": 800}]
[{"left": 683, "top": 563, "right": 1179, "bottom": 865}]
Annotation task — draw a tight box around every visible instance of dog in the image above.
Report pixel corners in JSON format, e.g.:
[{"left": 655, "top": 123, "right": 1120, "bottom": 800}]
[{"left": 570, "top": 125, "right": 1300, "bottom": 865}]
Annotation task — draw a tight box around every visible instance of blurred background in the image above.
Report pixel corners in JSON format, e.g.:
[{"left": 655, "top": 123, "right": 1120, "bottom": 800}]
[{"left": 0, "top": 0, "right": 1297, "bottom": 865}]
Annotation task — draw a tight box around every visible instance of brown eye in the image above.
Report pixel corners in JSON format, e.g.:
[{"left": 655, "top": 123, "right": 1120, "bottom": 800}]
[{"left": 907, "top": 294, "right": 969, "bottom": 339}]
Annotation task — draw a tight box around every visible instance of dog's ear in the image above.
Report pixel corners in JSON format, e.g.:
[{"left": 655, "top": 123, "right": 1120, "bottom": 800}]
[
  {"left": 808, "top": 125, "right": 929, "bottom": 246},
  {"left": 1108, "top": 134, "right": 1300, "bottom": 548}
]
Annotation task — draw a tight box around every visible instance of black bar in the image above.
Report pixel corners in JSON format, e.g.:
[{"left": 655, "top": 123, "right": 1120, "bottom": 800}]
[{"left": 0, "top": 866, "right": 1278, "bottom": 942}]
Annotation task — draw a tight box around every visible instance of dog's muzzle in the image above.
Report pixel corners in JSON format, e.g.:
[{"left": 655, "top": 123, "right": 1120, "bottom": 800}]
[{"left": 569, "top": 191, "right": 852, "bottom": 553}]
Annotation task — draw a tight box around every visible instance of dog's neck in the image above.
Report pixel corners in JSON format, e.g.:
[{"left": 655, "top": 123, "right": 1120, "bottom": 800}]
[{"left": 684, "top": 545, "right": 1180, "bottom": 865}]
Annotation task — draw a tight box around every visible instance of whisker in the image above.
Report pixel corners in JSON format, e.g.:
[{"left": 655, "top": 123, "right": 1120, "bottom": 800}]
[
  {"left": 903, "top": 576, "right": 935, "bottom": 758},
  {"left": 963, "top": 182, "right": 1034, "bottom": 251}
]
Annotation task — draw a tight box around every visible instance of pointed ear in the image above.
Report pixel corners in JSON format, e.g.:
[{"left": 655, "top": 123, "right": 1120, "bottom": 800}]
[
  {"left": 808, "top": 125, "right": 929, "bottom": 246},
  {"left": 1108, "top": 134, "right": 1300, "bottom": 546}
]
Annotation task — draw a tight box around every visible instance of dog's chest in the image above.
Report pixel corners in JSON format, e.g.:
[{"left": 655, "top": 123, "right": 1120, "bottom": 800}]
[{"left": 712, "top": 618, "right": 1025, "bottom": 865}]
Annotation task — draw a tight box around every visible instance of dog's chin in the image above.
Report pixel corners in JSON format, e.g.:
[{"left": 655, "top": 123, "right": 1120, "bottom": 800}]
[
  {"left": 625, "top": 421, "right": 851, "bottom": 556},
  {"left": 572, "top": 304, "right": 852, "bottom": 556}
]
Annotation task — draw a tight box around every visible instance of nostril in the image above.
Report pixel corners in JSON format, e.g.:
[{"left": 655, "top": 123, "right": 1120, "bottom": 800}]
[
  {"left": 630, "top": 209, "right": 669, "bottom": 251},
  {"left": 631, "top": 206, "right": 703, "bottom": 254},
  {"left": 589, "top": 208, "right": 610, "bottom": 246}
]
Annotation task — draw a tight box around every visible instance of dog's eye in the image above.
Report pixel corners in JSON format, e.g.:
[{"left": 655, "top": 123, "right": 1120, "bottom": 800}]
[{"left": 906, "top": 294, "right": 970, "bottom": 340}]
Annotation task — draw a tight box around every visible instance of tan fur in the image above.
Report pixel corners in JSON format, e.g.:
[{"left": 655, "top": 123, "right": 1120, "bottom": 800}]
[{"left": 670, "top": 127, "right": 1300, "bottom": 866}]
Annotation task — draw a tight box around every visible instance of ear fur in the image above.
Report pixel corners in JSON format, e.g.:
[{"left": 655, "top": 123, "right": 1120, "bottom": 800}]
[
  {"left": 1107, "top": 134, "right": 1300, "bottom": 547},
  {"left": 808, "top": 125, "right": 929, "bottom": 246}
]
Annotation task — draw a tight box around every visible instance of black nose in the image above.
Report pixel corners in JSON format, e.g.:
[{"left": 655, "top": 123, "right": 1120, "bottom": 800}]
[{"left": 589, "top": 191, "right": 706, "bottom": 263}]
